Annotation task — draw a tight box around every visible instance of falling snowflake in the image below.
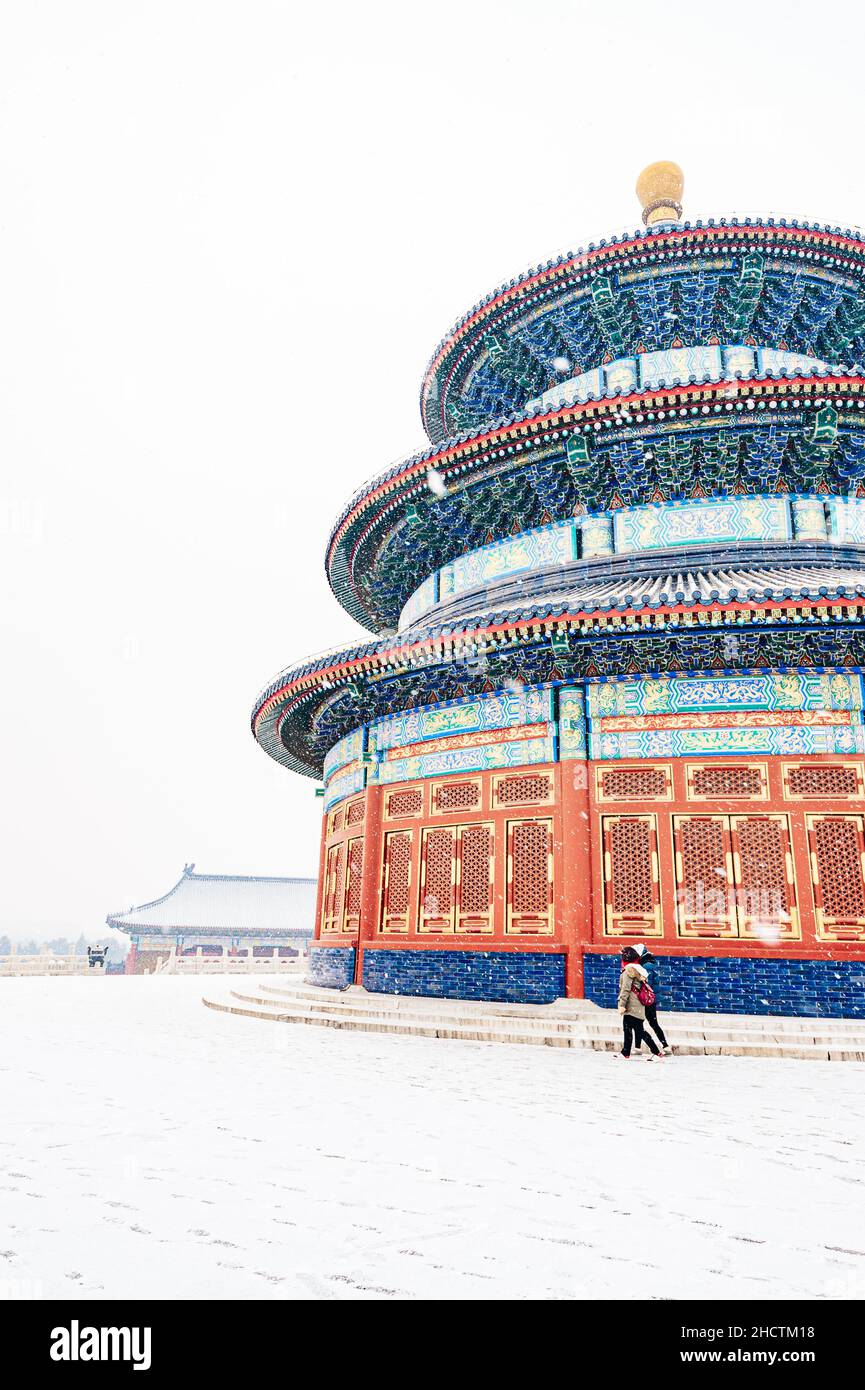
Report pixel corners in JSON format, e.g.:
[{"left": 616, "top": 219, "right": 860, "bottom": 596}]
[{"left": 426, "top": 467, "right": 448, "bottom": 499}]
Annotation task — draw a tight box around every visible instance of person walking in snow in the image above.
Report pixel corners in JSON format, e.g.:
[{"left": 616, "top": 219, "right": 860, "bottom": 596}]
[
  {"left": 615, "top": 946, "right": 662, "bottom": 1061},
  {"left": 634, "top": 943, "right": 670, "bottom": 1056}
]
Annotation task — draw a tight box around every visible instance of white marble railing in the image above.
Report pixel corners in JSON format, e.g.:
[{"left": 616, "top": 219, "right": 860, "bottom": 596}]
[
  {"left": 150, "top": 953, "right": 308, "bottom": 976},
  {"left": 0, "top": 954, "right": 101, "bottom": 977}
]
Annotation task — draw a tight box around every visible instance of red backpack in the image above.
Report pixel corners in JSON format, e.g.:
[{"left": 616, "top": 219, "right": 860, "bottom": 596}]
[{"left": 634, "top": 978, "right": 655, "bottom": 1007}]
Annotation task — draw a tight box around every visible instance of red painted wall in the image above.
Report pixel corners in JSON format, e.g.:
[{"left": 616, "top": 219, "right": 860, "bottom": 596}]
[{"left": 315, "top": 754, "right": 865, "bottom": 995}]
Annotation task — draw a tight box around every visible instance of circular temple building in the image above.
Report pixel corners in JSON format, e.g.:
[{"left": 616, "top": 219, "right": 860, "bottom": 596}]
[{"left": 252, "top": 166, "right": 865, "bottom": 1018}]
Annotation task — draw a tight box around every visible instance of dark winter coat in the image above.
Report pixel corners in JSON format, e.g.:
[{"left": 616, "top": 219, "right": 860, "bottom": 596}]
[{"left": 642, "top": 959, "right": 661, "bottom": 1004}]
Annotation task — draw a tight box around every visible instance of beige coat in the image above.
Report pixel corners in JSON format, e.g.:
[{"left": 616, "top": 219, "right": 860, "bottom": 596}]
[{"left": 617, "top": 963, "right": 649, "bottom": 1020}]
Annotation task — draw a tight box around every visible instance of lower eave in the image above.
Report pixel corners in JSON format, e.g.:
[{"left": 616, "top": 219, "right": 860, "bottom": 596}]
[{"left": 252, "top": 597, "right": 865, "bottom": 776}]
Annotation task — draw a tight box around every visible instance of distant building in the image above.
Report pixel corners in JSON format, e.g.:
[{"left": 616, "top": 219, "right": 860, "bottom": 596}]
[{"left": 107, "top": 865, "right": 316, "bottom": 974}]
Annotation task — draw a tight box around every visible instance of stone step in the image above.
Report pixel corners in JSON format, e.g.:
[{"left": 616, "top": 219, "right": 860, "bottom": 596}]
[
  {"left": 204, "top": 996, "right": 585, "bottom": 1047},
  {"left": 227, "top": 989, "right": 865, "bottom": 1050},
  {"left": 256, "top": 981, "right": 595, "bottom": 1018},
  {"left": 574, "top": 1017, "right": 865, "bottom": 1044},
  {"left": 262, "top": 978, "right": 861, "bottom": 1018},
  {"left": 227, "top": 989, "right": 581, "bottom": 1032},
  {"left": 202, "top": 994, "right": 865, "bottom": 1061},
  {"left": 248, "top": 981, "right": 865, "bottom": 1038}
]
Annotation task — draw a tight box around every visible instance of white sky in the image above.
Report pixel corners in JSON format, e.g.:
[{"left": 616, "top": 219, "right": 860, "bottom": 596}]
[{"left": 3, "top": 0, "right": 865, "bottom": 939}]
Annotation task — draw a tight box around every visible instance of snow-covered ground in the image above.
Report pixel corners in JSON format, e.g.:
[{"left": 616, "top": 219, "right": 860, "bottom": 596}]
[{"left": 2, "top": 975, "right": 864, "bottom": 1301}]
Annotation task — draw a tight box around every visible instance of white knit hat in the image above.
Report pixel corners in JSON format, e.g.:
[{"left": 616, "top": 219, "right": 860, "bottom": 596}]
[{"left": 634, "top": 942, "right": 647, "bottom": 955}]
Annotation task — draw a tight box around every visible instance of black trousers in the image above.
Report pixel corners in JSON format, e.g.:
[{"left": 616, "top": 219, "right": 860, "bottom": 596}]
[
  {"left": 622, "top": 1015, "right": 660, "bottom": 1057},
  {"left": 642, "top": 1003, "right": 668, "bottom": 1048}
]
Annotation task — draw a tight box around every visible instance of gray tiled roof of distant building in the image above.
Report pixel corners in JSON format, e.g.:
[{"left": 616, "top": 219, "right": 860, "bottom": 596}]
[{"left": 107, "top": 866, "right": 317, "bottom": 933}]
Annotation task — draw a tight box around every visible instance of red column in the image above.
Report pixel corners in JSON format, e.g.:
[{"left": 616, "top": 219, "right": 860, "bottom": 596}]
[
  {"left": 312, "top": 804, "right": 328, "bottom": 941},
  {"left": 355, "top": 784, "right": 383, "bottom": 985},
  {"left": 559, "top": 757, "right": 593, "bottom": 997}
]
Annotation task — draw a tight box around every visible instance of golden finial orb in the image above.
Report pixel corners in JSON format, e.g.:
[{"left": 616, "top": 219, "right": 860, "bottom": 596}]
[{"left": 636, "top": 161, "right": 684, "bottom": 226}]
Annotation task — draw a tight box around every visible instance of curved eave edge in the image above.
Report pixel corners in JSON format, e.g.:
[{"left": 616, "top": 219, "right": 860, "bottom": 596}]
[
  {"left": 418, "top": 217, "right": 865, "bottom": 439},
  {"left": 325, "top": 372, "right": 865, "bottom": 628},
  {"left": 251, "top": 596, "right": 865, "bottom": 774},
  {"left": 106, "top": 872, "right": 191, "bottom": 927}
]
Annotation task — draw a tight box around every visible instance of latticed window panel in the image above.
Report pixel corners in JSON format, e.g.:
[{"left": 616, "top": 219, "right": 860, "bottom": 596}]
[
  {"left": 417, "top": 823, "right": 495, "bottom": 934},
  {"left": 807, "top": 814, "right": 865, "bottom": 940},
  {"left": 380, "top": 830, "right": 413, "bottom": 933},
  {"left": 385, "top": 786, "right": 424, "bottom": 820},
  {"left": 343, "top": 837, "right": 364, "bottom": 936},
  {"left": 507, "top": 818, "right": 553, "bottom": 934},
  {"left": 596, "top": 766, "right": 671, "bottom": 803},
  {"left": 419, "top": 827, "right": 456, "bottom": 933},
  {"left": 601, "top": 814, "right": 661, "bottom": 937},
  {"left": 731, "top": 815, "right": 799, "bottom": 940},
  {"left": 687, "top": 763, "right": 767, "bottom": 801},
  {"left": 673, "top": 813, "right": 800, "bottom": 939},
  {"left": 330, "top": 808, "right": 344, "bottom": 834},
  {"left": 673, "top": 815, "right": 736, "bottom": 938},
  {"left": 322, "top": 843, "right": 346, "bottom": 934},
  {"left": 346, "top": 799, "right": 366, "bottom": 825},
  {"left": 785, "top": 762, "right": 863, "bottom": 801},
  {"left": 433, "top": 779, "right": 482, "bottom": 814},
  {"left": 456, "top": 823, "right": 494, "bottom": 933},
  {"left": 493, "top": 773, "right": 553, "bottom": 807}
]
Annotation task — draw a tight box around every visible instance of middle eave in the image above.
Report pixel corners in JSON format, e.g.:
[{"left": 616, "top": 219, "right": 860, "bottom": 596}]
[{"left": 325, "top": 372, "right": 865, "bottom": 631}]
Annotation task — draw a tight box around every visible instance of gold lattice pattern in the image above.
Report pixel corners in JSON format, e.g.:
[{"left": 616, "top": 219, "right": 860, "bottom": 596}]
[
  {"left": 384, "top": 834, "right": 412, "bottom": 914},
  {"left": 423, "top": 829, "right": 455, "bottom": 917},
  {"left": 736, "top": 817, "right": 791, "bottom": 913},
  {"left": 814, "top": 819, "right": 865, "bottom": 920},
  {"left": 788, "top": 764, "right": 859, "bottom": 798},
  {"left": 387, "top": 787, "right": 423, "bottom": 818},
  {"left": 346, "top": 839, "right": 363, "bottom": 915},
  {"left": 346, "top": 799, "right": 366, "bottom": 825},
  {"left": 460, "top": 825, "right": 492, "bottom": 913},
  {"left": 609, "top": 819, "right": 655, "bottom": 913},
  {"left": 679, "top": 818, "right": 729, "bottom": 922},
  {"left": 692, "top": 765, "right": 764, "bottom": 798},
  {"left": 511, "top": 821, "right": 550, "bottom": 914},
  {"left": 436, "top": 780, "right": 481, "bottom": 811},
  {"left": 496, "top": 774, "right": 552, "bottom": 805},
  {"left": 323, "top": 843, "right": 345, "bottom": 930},
  {"left": 601, "top": 767, "right": 668, "bottom": 801}
]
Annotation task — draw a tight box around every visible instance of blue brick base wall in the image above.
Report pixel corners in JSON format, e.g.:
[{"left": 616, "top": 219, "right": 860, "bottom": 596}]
[
  {"left": 309, "top": 946, "right": 865, "bottom": 1016},
  {"left": 362, "top": 949, "right": 565, "bottom": 1004},
  {"left": 308, "top": 946, "right": 355, "bottom": 989},
  {"left": 584, "top": 952, "right": 865, "bottom": 1019}
]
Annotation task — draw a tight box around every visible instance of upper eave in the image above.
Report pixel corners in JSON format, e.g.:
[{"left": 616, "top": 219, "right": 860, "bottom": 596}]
[{"left": 418, "top": 216, "right": 865, "bottom": 442}]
